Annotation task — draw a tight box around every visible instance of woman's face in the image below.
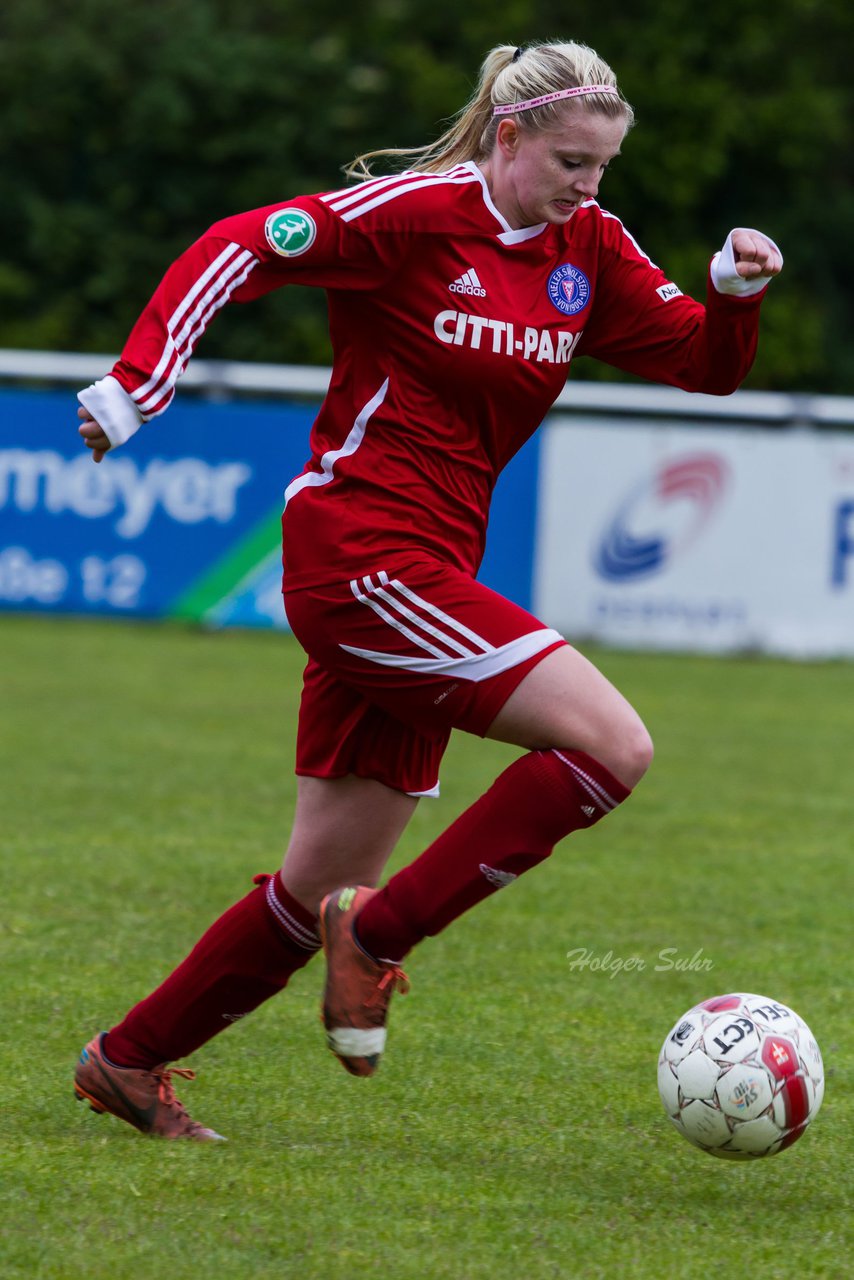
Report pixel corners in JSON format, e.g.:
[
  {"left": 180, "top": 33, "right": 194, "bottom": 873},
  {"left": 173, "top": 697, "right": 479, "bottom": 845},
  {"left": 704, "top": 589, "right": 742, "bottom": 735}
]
[{"left": 484, "top": 108, "right": 628, "bottom": 230}]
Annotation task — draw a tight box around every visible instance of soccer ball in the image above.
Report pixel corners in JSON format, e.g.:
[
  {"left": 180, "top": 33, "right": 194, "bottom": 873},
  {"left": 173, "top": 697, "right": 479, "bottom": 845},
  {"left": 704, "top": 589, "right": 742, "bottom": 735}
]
[{"left": 657, "top": 992, "right": 824, "bottom": 1159}]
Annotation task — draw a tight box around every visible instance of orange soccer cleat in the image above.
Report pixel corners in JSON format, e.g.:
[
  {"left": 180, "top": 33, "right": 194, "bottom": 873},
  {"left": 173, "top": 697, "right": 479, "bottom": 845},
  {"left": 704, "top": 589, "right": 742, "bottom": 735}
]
[
  {"left": 74, "top": 1034, "right": 226, "bottom": 1141},
  {"left": 319, "top": 886, "right": 409, "bottom": 1077}
]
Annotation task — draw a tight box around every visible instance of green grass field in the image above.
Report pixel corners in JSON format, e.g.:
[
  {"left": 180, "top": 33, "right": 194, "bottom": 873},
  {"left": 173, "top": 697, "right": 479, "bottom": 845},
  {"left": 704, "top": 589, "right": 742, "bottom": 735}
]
[{"left": 1, "top": 616, "right": 851, "bottom": 1279}]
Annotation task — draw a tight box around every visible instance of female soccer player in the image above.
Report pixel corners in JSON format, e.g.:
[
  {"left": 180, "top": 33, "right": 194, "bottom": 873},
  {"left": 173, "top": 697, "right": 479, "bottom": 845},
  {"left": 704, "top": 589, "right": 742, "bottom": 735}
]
[{"left": 73, "top": 40, "right": 782, "bottom": 1139}]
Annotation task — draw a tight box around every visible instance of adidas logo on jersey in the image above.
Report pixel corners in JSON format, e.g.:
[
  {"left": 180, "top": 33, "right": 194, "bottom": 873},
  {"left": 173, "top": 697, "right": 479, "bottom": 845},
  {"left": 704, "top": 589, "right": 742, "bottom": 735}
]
[{"left": 449, "top": 268, "right": 487, "bottom": 297}]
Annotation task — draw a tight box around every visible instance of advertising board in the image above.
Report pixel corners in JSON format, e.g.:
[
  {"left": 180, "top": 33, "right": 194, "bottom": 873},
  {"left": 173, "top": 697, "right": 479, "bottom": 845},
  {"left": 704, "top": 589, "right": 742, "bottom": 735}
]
[
  {"left": 0, "top": 388, "right": 539, "bottom": 626},
  {"left": 535, "top": 418, "right": 854, "bottom": 656}
]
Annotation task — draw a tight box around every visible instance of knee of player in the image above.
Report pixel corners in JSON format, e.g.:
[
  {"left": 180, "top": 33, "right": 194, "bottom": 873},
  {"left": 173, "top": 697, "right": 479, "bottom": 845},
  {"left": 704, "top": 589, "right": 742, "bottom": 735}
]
[{"left": 619, "top": 721, "right": 654, "bottom": 788}]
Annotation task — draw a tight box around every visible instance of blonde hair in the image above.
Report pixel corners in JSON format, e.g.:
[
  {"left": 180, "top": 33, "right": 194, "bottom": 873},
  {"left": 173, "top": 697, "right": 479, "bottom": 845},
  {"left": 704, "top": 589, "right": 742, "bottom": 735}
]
[{"left": 346, "top": 41, "right": 633, "bottom": 180}]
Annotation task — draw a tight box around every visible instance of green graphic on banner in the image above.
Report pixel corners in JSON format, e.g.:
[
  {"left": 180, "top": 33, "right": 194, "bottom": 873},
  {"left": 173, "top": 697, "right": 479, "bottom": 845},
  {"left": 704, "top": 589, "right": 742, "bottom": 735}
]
[{"left": 170, "top": 508, "right": 283, "bottom": 623}]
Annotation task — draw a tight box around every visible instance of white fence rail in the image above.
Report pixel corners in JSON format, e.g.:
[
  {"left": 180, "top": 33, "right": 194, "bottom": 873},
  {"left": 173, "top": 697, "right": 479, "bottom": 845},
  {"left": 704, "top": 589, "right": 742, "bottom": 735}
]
[{"left": 2, "top": 348, "right": 854, "bottom": 426}]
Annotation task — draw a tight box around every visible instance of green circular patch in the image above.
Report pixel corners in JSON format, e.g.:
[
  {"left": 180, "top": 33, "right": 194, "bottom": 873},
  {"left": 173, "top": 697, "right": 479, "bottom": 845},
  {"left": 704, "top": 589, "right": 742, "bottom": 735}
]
[{"left": 264, "top": 208, "right": 317, "bottom": 257}]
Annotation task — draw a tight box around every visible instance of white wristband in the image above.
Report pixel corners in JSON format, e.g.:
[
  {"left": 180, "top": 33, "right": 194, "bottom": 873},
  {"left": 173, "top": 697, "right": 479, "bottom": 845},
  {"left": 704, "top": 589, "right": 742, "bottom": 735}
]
[
  {"left": 710, "top": 228, "right": 782, "bottom": 298},
  {"left": 77, "top": 375, "right": 144, "bottom": 448}
]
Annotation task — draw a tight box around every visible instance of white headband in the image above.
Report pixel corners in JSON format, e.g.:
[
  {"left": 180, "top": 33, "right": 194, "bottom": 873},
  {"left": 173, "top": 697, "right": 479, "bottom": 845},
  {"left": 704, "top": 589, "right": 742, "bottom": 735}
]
[{"left": 493, "top": 85, "right": 619, "bottom": 116}]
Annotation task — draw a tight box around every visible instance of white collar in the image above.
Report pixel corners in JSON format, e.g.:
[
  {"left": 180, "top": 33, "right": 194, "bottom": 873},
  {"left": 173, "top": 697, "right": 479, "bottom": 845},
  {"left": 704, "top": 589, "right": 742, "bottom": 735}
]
[{"left": 461, "top": 161, "right": 548, "bottom": 244}]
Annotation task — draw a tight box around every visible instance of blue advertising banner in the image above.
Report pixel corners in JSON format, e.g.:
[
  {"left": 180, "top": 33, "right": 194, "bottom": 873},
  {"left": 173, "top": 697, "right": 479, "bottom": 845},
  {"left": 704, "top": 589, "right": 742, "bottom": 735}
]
[{"left": 0, "top": 388, "right": 539, "bottom": 625}]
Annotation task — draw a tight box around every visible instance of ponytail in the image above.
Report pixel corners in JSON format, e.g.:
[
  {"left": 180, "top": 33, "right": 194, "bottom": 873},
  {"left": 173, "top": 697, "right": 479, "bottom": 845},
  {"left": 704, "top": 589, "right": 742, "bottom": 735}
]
[{"left": 345, "top": 41, "right": 632, "bottom": 179}]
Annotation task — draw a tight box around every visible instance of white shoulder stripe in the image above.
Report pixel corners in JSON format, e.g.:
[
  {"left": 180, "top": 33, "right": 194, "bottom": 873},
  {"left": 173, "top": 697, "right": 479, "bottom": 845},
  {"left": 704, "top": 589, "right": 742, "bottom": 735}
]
[
  {"left": 339, "top": 171, "right": 480, "bottom": 223},
  {"left": 321, "top": 165, "right": 472, "bottom": 212},
  {"left": 596, "top": 206, "right": 659, "bottom": 269},
  {"left": 321, "top": 172, "right": 420, "bottom": 210},
  {"left": 321, "top": 163, "right": 472, "bottom": 206}
]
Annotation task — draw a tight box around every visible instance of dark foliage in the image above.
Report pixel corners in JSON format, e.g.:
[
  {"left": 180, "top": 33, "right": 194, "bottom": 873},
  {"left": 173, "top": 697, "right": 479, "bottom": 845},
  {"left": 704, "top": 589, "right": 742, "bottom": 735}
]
[{"left": 1, "top": 0, "right": 851, "bottom": 389}]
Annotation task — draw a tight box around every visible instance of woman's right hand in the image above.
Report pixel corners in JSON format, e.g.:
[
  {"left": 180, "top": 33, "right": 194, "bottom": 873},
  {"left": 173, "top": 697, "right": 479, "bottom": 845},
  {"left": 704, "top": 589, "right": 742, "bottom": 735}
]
[{"left": 77, "top": 406, "right": 112, "bottom": 463}]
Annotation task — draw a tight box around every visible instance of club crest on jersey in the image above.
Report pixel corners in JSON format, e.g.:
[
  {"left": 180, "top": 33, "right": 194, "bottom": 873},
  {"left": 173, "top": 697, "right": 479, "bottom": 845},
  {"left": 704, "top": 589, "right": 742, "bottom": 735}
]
[
  {"left": 264, "top": 208, "right": 317, "bottom": 257},
  {"left": 547, "top": 263, "right": 591, "bottom": 316}
]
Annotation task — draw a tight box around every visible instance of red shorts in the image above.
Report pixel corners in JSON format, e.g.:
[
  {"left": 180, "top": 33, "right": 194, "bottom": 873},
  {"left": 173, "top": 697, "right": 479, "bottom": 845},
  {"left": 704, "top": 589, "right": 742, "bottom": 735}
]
[{"left": 284, "top": 558, "right": 566, "bottom": 795}]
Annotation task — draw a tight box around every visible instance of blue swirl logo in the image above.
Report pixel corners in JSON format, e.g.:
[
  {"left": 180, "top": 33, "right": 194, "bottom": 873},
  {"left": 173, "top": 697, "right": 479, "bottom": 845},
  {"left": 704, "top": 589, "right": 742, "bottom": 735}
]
[{"left": 594, "top": 454, "right": 730, "bottom": 582}]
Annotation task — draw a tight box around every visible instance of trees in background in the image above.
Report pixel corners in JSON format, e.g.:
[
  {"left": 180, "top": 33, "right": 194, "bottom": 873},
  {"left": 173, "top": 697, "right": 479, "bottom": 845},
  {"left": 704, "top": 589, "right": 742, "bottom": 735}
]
[{"left": 1, "top": 0, "right": 851, "bottom": 390}]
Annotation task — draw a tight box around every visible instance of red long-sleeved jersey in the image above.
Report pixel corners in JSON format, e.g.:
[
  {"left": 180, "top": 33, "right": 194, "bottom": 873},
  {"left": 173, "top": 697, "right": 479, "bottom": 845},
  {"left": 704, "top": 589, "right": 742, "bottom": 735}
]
[{"left": 84, "top": 161, "right": 767, "bottom": 588}]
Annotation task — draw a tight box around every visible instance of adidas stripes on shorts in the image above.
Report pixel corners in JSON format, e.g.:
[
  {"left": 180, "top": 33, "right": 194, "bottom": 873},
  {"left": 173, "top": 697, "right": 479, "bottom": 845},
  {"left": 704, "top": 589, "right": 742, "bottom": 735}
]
[{"left": 284, "top": 557, "right": 567, "bottom": 795}]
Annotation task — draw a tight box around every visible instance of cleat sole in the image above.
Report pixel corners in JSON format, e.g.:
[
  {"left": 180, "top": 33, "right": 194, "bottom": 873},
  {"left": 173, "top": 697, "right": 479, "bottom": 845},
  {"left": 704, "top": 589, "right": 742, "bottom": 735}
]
[{"left": 74, "top": 1085, "right": 106, "bottom": 1114}]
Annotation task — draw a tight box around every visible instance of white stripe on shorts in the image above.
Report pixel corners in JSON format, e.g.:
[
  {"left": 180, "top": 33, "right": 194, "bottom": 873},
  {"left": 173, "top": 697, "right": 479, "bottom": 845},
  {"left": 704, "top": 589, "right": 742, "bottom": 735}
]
[
  {"left": 350, "top": 572, "right": 495, "bottom": 660},
  {"left": 350, "top": 576, "right": 455, "bottom": 659},
  {"left": 406, "top": 782, "right": 441, "bottom": 799},
  {"left": 378, "top": 572, "right": 495, "bottom": 653},
  {"left": 340, "top": 626, "right": 565, "bottom": 683}
]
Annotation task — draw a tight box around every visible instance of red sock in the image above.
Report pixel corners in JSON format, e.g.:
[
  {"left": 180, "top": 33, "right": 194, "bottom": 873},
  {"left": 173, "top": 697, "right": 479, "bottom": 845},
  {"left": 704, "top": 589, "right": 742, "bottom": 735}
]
[
  {"left": 356, "top": 749, "right": 631, "bottom": 962},
  {"left": 103, "top": 872, "right": 319, "bottom": 1068}
]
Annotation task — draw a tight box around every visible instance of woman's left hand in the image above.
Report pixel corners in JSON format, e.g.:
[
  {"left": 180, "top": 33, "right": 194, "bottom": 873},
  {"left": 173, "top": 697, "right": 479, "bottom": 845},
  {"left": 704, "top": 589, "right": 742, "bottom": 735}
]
[{"left": 730, "top": 229, "right": 783, "bottom": 281}]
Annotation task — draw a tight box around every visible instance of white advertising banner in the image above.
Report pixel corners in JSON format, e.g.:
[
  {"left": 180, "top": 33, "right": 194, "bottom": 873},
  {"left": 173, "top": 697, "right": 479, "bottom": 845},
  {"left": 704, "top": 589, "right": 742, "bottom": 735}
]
[{"left": 535, "top": 417, "right": 854, "bottom": 656}]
